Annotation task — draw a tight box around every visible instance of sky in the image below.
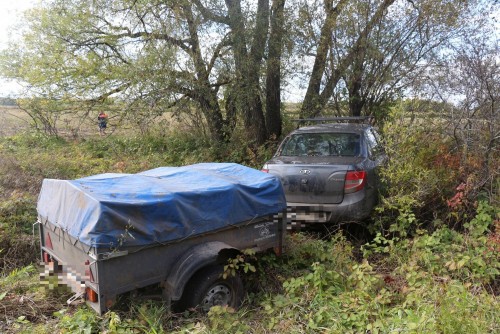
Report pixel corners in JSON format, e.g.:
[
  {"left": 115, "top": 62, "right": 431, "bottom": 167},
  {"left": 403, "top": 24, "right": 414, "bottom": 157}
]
[
  {"left": 0, "top": 0, "right": 37, "bottom": 96},
  {"left": 0, "top": 1, "right": 36, "bottom": 47}
]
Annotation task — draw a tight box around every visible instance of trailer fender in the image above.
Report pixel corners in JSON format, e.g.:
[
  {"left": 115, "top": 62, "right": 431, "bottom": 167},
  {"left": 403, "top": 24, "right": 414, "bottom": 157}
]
[{"left": 165, "top": 241, "right": 239, "bottom": 301}]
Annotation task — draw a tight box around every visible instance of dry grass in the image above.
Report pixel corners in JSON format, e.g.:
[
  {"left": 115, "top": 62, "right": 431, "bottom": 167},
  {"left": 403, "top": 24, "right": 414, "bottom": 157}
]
[
  {"left": 0, "top": 269, "right": 69, "bottom": 333},
  {"left": 0, "top": 104, "right": 189, "bottom": 140},
  {"left": 0, "top": 107, "right": 32, "bottom": 137},
  {"left": 0, "top": 233, "right": 38, "bottom": 274}
]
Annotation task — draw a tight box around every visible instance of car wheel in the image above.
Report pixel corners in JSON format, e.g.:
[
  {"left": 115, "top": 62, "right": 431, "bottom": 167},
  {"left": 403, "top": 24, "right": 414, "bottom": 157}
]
[{"left": 176, "top": 265, "right": 244, "bottom": 312}]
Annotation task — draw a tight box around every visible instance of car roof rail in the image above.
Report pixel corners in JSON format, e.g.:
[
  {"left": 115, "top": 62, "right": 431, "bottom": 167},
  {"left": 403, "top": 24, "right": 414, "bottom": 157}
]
[{"left": 293, "top": 116, "right": 375, "bottom": 124}]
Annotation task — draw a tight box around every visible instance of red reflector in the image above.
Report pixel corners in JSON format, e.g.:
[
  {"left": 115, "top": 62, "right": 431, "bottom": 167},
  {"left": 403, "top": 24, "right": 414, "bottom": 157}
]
[
  {"left": 43, "top": 251, "right": 51, "bottom": 263},
  {"left": 86, "top": 287, "right": 98, "bottom": 303},
  {"left": 273, "top": 246, "right": 282, "bottom": 256},
  {"left": 85, "top": 260, "right": 95, "bottom": 283},
  {"left": 45, "top": 232, "right": 53, "bottom": 250},
  {"left": 344, "top": 170, "right": 366, "bottom": 194}
]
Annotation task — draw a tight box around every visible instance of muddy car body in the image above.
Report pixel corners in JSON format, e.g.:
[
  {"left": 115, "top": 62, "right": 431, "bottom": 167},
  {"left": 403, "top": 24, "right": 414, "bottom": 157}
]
[{"left": 262, "top": 118, "right": 384, "bottom": 227}]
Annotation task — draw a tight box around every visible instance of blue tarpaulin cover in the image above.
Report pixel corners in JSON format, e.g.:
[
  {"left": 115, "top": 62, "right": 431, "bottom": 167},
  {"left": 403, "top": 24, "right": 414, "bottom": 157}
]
[{"left": 37, "top": 163, "right": 286, "bottom": 248}]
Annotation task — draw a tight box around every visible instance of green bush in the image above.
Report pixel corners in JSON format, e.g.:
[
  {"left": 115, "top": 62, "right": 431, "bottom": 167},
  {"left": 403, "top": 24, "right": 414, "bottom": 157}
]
[
  {"left": 364, "top": 201, "right": 500, "bottom": 285},
  {"left": 372, "top": 103, "right": 462, "bottom": 237},
  {"left": 259, "top": 205, "right": 499, "bottom": 333}
]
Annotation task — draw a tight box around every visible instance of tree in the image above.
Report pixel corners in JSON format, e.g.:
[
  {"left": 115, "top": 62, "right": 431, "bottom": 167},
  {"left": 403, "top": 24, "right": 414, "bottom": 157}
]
[
  {"left": 1, "top": 0, "right": 236, "bottom": 141},
  {"left": 0, "top": 0, "right": 492, "bottom": 144},
  {"left": 194, "top": 0, "right": 288, "bottom": 145},
  {"left": 296, "top": 0, "right": 350, "bottom": 119},
  {"left": 265, "top": 0, "right": 286, "bottom": 139},
  {"left": 339, "top": 0, "right": 474, "bottom": 117},
  {"left": 223, "top": 0, "right": 270, "bottom": 145},
  {"left": 2, "top": 0, "right": 292, "bottom": 145},
  {"left": 423, "top": 23, "right": 499, "bottom": 202},
  {"left": 297, "top": 0, "right": 475, "bottom": 119},
  {"left": 298, "top": 0, "right": 395, "bottom": 119}
]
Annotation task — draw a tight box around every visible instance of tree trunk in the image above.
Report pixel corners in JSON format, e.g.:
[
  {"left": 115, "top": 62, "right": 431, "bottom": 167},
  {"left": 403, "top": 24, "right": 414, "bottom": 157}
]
[
  {"left": 300, "top": 0, "right": 396, "bottom": 119},
  {"left": 348, "top": 85, "right": 365, "bottom": 117},
  {"left": 299, "top": 0, "right": 349, "bottom": 119},
  {"left": 265, "top": 0, "right": 286, "bottom": 139},
  {"left": 226, "top": 0, "right": 269, "bottom": 146},
  {"left": 348, "top": 28, "right": 368, "bottom": 117},
  {"left": 198, "top": 92, "right": 228, "bottom": 143},
  {"left": 183, "top": 3, "right": 227, "bottom": 143}
]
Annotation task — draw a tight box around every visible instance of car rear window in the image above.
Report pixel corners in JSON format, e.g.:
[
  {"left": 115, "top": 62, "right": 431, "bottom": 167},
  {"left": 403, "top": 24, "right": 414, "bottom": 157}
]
[{"left": 279, "top": 133, "right": 361, "bottom": 157}]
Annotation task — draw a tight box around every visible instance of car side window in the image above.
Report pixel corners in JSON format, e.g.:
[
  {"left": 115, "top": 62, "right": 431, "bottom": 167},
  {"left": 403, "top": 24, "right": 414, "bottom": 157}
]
[{"left": 365, "top": 128, "right": 381, "bottom": 159}]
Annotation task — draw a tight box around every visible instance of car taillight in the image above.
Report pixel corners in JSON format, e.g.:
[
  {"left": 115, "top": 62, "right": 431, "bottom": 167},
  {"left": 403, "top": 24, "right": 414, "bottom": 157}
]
[
  {"left": 261, "top": 169, "right": 269, "bottom": 173},
  {"left": 344, "top": 170, "right": 366, "bottom": 194}
]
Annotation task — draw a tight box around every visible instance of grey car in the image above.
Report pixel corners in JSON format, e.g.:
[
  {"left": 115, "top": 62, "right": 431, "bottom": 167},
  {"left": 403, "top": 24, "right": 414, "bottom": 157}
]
[{"left": 262, "top": 118, "right": 385, "bottom": 227}]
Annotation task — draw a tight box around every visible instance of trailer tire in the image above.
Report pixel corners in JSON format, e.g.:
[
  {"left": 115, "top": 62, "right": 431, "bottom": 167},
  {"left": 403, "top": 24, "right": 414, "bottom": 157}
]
[{"left": 176, "top": 265, "right": 244, "bottom": 312}]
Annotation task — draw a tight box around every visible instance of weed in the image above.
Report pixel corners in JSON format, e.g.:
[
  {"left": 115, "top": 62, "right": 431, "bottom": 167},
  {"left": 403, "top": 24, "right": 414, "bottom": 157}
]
[
  {"left": 207, "top": 305, "right": 251, "bottom": 333},
  {"left": 223, "top": 249, "right": 257, "bottom": 279},
  {"left": 56, "top": 308, "right": 101, "bottom": 334},
  {"left": 0, "top": 265, "right": 66, "bottom": 333}
]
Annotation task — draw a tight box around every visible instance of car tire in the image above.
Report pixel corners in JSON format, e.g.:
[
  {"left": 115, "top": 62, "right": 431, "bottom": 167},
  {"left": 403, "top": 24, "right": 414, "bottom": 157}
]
[{"left": 176, "top": 265, "right": 244, "bottom": 312}]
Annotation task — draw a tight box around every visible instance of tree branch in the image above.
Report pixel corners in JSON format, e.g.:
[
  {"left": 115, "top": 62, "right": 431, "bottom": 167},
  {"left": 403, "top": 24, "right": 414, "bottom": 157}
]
[
  {"left": 208, "top": 34, "right": 232, "bottom": 73},
  {"left": 90, "top": 82, "right": 131, "bottom": 102},
  {"left": 192, "top": 0, "right": 230, "bottom": 25}
]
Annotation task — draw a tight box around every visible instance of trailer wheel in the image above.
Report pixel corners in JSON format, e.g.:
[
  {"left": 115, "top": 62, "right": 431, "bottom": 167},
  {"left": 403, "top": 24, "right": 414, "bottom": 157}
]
[{"left": 177, "top": 265, "right": 244, "bottom": 312}]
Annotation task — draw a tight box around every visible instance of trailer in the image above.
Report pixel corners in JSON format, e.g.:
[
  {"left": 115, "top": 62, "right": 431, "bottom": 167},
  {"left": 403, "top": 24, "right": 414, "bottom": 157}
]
[{"left": 37, "top": 163, "right": 286, "bottom": 314}]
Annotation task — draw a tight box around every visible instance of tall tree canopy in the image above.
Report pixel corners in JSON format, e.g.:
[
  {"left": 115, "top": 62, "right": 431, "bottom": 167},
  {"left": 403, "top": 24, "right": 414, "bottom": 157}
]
[
  {"left": 1, "top": 0, "right": 288, "bottom": 144},
  {"left": 0, "top": 0, "right": 493, "bottom": 143},
  {"left": 296, "top": 0, "right": 475, "bottom": 118}
]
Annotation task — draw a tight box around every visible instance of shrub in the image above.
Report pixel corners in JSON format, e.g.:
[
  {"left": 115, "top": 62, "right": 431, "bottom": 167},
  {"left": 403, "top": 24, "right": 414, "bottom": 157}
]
[
  {"left": 373, "top": 103, "right": 470, "bottom": 236},
  {"left": 364, "top": 201, "right": 500, "bottom": 286}
]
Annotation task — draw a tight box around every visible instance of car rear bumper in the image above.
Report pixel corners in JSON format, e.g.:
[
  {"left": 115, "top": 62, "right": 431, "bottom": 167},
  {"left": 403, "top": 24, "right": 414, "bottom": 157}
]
[{"left": 286, "top": 188, "right": 375, "bottom": 227}]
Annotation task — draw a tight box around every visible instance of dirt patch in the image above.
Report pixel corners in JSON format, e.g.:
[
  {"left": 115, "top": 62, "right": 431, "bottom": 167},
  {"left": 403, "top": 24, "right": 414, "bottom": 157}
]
[
  {"left": 0, "top": 278, "right": 69, "bottom": 333},
  {"left": 0, "top": 234, "right": 38, "bottom": 274},
  {"left": 0, "top": 292, "right": 65, "bottom": 324}
]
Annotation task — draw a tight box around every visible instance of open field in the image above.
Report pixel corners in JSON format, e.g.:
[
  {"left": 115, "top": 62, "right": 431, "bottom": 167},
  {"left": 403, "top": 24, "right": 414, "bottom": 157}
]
[
  {"left": 0, "top": 105, "right": 213, "bottom": 142},
  {"left": 0, "top": 107, "right": 32, "bottom": 137}
]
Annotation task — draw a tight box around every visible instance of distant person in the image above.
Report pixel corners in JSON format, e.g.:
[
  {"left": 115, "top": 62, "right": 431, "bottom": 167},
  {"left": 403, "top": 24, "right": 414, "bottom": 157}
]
[{"left": 97, "top": 112, "right": 108, "bottom": 136}]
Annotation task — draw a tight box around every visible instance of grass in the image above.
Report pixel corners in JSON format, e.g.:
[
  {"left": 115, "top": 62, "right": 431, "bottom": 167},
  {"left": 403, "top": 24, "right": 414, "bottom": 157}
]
[
  {"left": 2, "top": 231, "right": 497, "bottom": 333},
  {"left": 0, "top": 107, "right": 32, "bottom": 137},
  {"left": 0, "top": 106, "right": 498, "bottom": 333}
]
